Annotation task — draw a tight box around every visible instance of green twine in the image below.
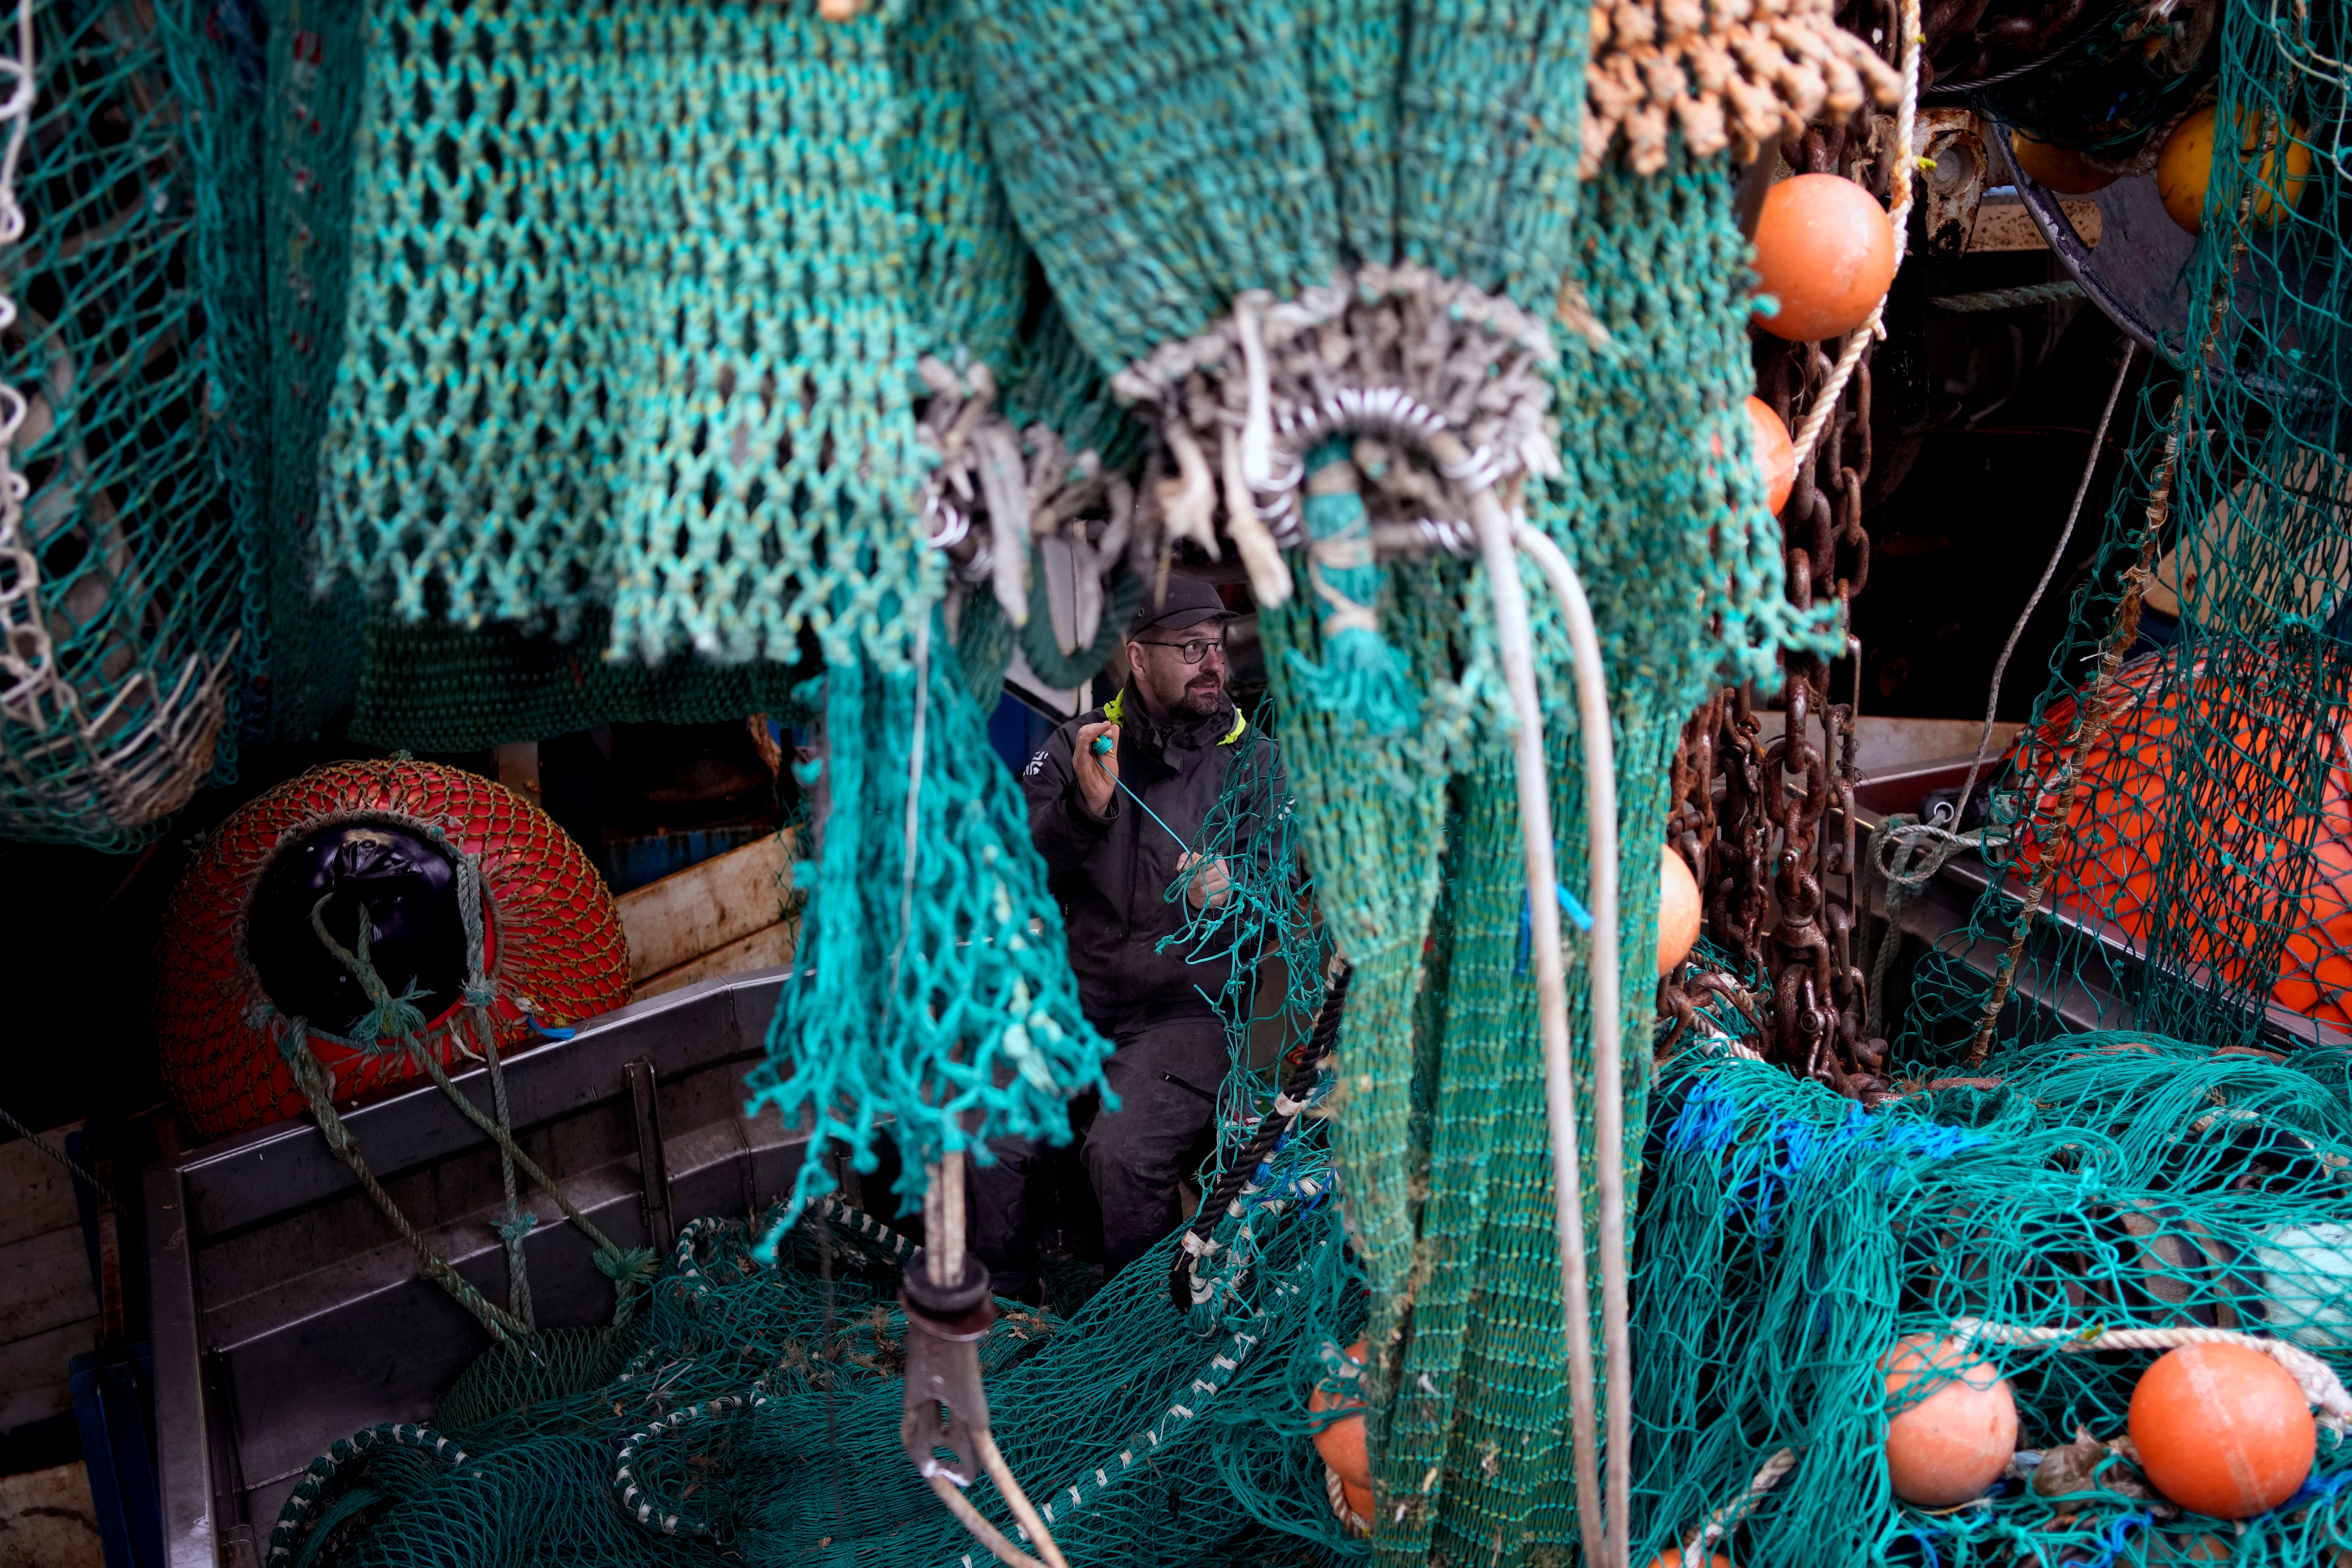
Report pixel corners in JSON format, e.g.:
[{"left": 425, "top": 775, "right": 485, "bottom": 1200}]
[
  {"left": 1284, "top": 442, "right": 1419, "bottom": 735},
  {"left": 306, "top": 896, "right": 430, "bottom": 1045}
]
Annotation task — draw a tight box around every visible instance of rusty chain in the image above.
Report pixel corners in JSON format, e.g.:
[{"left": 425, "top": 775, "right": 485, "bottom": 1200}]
[{"left": 1660, "top": 91, "right": 1900, "bottom": 1096}]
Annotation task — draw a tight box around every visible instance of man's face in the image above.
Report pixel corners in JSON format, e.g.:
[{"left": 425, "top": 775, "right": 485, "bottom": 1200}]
[{"left": 1126, "top": 625, "right": 1229, "bottom": 720}]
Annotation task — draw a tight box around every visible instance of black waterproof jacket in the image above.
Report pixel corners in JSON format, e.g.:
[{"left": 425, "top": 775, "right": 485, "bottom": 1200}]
[{"left": 1021, "top": 686, "right": 1288, "bottom": 1033}]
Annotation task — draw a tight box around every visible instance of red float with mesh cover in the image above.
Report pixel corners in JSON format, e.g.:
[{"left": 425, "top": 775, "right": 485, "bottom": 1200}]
[{"left": 156, "top": 758, "right": 630, "bottom": 1143}]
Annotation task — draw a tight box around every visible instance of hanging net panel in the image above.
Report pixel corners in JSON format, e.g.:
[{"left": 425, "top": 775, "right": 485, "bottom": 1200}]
[
  {"left": 1897, "top": 0, "right": 2352, "bottom": 1066},
  {"left": 0, "top": 0, "right": 258, "bottom": 848},
  {"left": 227, "top": 0, "right": 1060, "bottom": 756}
]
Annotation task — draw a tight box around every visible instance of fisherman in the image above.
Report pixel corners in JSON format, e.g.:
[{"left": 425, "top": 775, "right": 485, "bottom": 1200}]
[{"left": 971, "top": 575, "right": 1289, "bottom": 1302}]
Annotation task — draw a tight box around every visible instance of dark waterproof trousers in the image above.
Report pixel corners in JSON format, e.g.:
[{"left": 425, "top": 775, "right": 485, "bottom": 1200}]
[{"left": 969, "top": 1015, "right": 1227, "bottom": 1299}]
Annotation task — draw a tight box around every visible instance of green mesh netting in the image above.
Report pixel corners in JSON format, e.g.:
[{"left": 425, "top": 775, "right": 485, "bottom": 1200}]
[
  {"left": 1899, "top": 0, "right": 2352, "bottom": 1067},
  {"left": 743, "top": 602, "right": 1113, "bottom": 1242},
  {"left": 0, "top": 0, "right": 258, "bottom": 849},
  {"left": 263, "top": 1196, "right": 1366, "bottom": 1568},
  {"left": 228, "top": 0, "right": 1068, "bottom": 752},
  {"left": 1630, "top": 1036, "right": 2352, "bottom": 1566},
  {"left": 316, "top": 0, "right": 936, "bottom": 663},
  {"left": 219, "top": 1, "right": 1890, "bottom": 1561}
]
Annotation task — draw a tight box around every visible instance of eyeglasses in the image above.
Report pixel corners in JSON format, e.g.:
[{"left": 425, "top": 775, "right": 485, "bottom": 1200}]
[{"left": 1134, "top": 634, "right": 1228, "bottom": 666}]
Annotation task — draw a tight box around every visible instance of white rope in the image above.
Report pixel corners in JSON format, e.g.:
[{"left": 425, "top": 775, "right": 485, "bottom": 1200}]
[
  {"left": 1787, "top": 0, "right": 1922, "bottom": 476},
  {"left": 1466, "top": 485, "right": 1605, "bottom": 1565},
  {"left": 1952, "top": 1318, "right": 2352, "bottom": 1434},
  {"left": 1676, "top": 1446, "right": 1800, "bottom": 1568},
  {"left": 0, "top": 0, "right": 240, "bottom": 835},
  {"left": 1514, "top": 523, "right": 1631, "bottom": 1567}
]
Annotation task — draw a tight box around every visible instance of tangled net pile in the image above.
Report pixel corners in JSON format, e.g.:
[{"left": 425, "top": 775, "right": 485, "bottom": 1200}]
[
  {"left": 1632, "top": 1036, "right": 2352, "bottom": 1566},
  {"left": 269, "top": 1198, "right": 1365, "bottom": 1568}
]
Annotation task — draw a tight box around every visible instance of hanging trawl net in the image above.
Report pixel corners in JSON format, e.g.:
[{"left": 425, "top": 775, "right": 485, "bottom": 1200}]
[
  {"left": 0, "top": 0, "right": 257, "bottom": 848},
  {"left": 1898, "top": 0, "right": 2352, "bottom": 1067},
  {"left": 208, "top": 0, "right": 1079, "bottom": 761}
]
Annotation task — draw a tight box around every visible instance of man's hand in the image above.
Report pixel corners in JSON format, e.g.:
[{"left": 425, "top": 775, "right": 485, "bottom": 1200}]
[
  {"left": 1075, "top": 721, "right": 1121, "bottom": 817},
  {"left": 1180, "top": 852, "right": 1232, "bottom": 910}
]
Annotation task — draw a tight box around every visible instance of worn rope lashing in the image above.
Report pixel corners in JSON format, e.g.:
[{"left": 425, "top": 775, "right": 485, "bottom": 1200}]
[
  {"left": 1286, "top": 443, "right": 1416, "bottom": 735},
  {"left": 1169, "top": 958, "right": 1353, "bottom": 1311},
  {"left": 282, "top": 886, "right": 657, "bottom": 1344}
]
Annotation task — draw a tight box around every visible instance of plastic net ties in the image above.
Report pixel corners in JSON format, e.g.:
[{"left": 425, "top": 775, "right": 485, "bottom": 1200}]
[
  {"left": 1953, "top": 1318, "right": 2352, "bottom": 1433},
  {"left": 1113, "top": 264, "right": 1564, "bottom": 591},
  {"left": 915, "top": 354, "right": 1130, "bottom": 650}
]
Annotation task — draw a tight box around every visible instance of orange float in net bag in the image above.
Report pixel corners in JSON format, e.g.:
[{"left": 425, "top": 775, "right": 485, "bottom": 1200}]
[
  {"left": 155, "top": 758, "right": 630, "bottom": 1143},
  {"left": 2001, "top": 644, "right": 2352, "bottom": 1032}
]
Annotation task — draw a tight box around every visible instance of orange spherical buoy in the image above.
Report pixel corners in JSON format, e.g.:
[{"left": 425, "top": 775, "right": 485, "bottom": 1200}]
[
  {"left": 1746, "top": 395, "right": 1797, "bottom": 514},
  {"left": 1880, "top": 1334, "right": 2018, "bottom": 1507},
  {"left": 1659, "top": 847, "right": 1702, "bottom": 977},
  {"left": 1340, "top": 1479, "right": 1374, "bottom": 1526},
  {"left": 1309, "top": 1339, "right": 1371, "bottom": 1490},
  {"left": 2158, "top": 106, "right": 2316, "bottom": 234},
  {"left": 1751, "top": 173, "right": 1898, "bottom": 342},
  {"left": 2128, "top": 1343, "right": 2315, "bottom": 1518},
  {"left": 2010, "top": 131, "right": 2118, "bottom": 195}
]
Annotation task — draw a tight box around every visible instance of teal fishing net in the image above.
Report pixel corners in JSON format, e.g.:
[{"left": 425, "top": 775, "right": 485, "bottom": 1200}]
[
  {"left": 744, "top": 607, "right": 1113, "bottom": 1241},
  {"left": 265, "top": 1196, "right": 1367, "bottom": 1568},
  {"left": 220, "top": 0, "right": 1069, "bottom": 754},
  {"left": 318, "top": 0, "right": 938, "bottom": 665},
  {"left": 1630, "top": 1037, "right": 2352, "bottom": 1567},
  {"left": 1897, "top": 0, "right": 2352, "bottom": 1067},
  {"left": 0, "top": 0, "right": 258, "bottom": 848},
  {"left": 94, "top": 3, "right": 1924, "bottom": 1564}
]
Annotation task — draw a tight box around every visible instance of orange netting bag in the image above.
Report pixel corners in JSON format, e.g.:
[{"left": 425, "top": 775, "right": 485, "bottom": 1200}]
[{"left": 2003, "top": 645, "right": 2352, "bottom": 1034}]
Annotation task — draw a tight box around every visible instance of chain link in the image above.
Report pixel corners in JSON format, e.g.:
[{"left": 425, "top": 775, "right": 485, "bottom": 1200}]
[{"left": 1660, "top": 9, "right": 1910, "bottom": 1092}]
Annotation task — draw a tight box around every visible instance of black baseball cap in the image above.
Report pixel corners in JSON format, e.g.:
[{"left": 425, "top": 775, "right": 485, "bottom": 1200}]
[{"left": 1130, "top": 574, "right": 1236, "bottom": 636}]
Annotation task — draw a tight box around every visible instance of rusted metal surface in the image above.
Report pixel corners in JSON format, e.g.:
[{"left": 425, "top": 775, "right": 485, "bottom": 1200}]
[
  {"left": 1917, "top": 108, "right": 1986, "bottom": 259},
  {"left": 1661, "top": 64, "right": 1896, "bottom": 1094}
]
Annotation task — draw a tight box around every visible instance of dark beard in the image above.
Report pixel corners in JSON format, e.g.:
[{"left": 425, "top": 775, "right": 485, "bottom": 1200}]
[{"left": 1167, "top": 682, "right": 1226, "bottom": 721}]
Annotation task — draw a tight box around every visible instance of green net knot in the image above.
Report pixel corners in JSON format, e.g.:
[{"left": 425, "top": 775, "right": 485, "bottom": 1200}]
[
  {"left": 1284, "top": 442, "right": 1417, "bottom": 735},
  {"left": 306, "top": 895, "right": 430, "bottom": 1045}
]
